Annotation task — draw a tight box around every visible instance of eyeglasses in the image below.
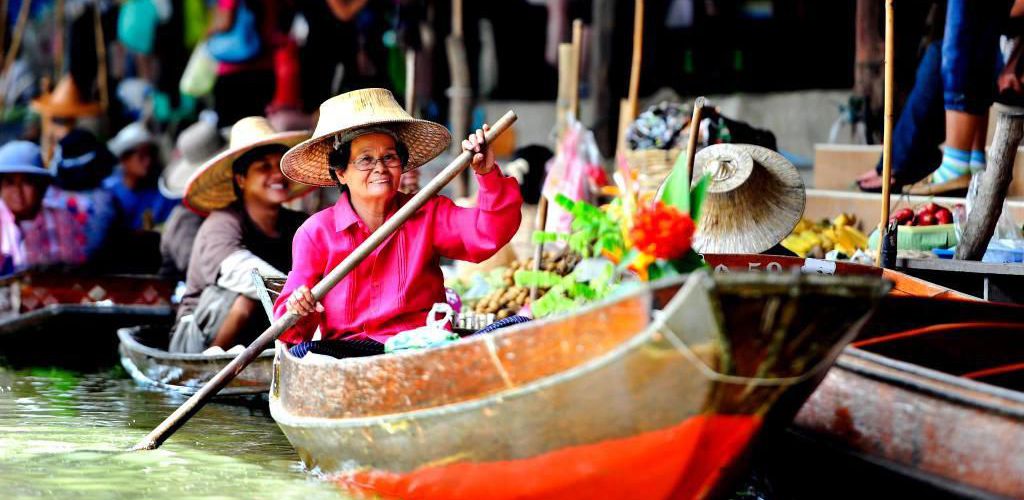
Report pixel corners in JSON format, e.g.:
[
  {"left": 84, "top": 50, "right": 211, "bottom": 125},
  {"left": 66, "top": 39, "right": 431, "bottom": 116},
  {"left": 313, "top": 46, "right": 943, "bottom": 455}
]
[{"left": 350, "top": 153, "right": 402, "bottom": 171}]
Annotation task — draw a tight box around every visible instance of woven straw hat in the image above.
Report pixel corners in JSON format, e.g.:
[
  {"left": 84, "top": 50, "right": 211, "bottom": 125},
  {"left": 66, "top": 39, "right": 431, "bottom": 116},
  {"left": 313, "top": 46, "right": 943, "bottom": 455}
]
[
  {"left": 31, "top": 76, "right": 102, "bottom": 118},
  {"left": 690, "top": 144, "right": 805, "bottom": 254},
  {"left": 184, "top": 116, "right": 311, "bottom": 214},
  {"left": 281, "top": 88, "right": 451, "bottom": 187}
]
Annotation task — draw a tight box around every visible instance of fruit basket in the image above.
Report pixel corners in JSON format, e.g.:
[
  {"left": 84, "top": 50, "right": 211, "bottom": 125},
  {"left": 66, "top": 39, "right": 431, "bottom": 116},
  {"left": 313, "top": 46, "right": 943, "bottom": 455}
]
[{"left": 868, "top": 202, "right": 958, "bottom": 251}]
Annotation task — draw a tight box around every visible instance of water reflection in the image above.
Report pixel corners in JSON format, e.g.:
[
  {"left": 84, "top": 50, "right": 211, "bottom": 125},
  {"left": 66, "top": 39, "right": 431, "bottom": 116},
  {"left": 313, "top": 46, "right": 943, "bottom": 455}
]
[{"left": 0, "top": 366, "right": 347, "bottom": 499}]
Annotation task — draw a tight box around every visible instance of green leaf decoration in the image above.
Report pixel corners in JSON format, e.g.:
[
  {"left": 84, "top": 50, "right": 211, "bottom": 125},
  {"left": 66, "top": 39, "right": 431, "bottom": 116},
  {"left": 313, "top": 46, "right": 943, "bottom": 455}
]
[
  {"left": 659, "top": 151, "right": 694, "bottom": 213},
  {"left": 532, "top": 231, "right": 563, "bottom": 245},
  {"left": 689, "top": 173, "right": 711, "bottom": 223},
  {"left": 514, "top": 269, "right": 565, "bottom": 289},
  {"left": 533, "top": 285, "right": 577, "bottom": 318},
  {"left": 554, "top": 193, "right": 576, "bottom": 211},
  {"left": 667, "top": 250, "right": 708, "bottom": 274}
]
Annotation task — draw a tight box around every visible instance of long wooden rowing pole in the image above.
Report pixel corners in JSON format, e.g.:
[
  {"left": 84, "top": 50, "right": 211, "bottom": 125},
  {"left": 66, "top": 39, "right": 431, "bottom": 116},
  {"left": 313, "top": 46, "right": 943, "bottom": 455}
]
[
  {"left": 132, "top": 110, "right": 518, "bottom": 451},
  {"left": 682, "top": 96, "right": 705, "bottom": 195},
  {"left": 876, "top": 0, "right": 895, "bottom": 267}
]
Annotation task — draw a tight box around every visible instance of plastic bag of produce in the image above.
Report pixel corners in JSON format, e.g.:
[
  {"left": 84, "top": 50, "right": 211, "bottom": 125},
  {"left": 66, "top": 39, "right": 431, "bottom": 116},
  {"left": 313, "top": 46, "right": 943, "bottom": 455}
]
[
  {"left": 385, "top": 304, "right": 459, "bottom": 353},
  {"left": 958, "top": 171, "right": 1024, "bottom": 261},
  {"left": 542, "top": 118, "right": 601, "bottom": 236}
]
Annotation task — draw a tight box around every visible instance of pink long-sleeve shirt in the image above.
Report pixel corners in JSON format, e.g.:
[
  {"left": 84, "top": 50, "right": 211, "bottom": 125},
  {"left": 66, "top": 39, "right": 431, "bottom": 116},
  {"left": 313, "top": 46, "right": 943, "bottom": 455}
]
[{"left": 274, "top": 168, "right": 523, "bottom": 344}]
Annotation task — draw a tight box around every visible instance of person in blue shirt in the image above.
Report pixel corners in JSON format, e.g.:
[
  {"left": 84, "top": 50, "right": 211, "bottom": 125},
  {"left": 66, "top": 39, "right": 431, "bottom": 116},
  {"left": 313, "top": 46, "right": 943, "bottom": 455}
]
[{"left": 103, "top": 122, "right": 178, "bottom": 231}]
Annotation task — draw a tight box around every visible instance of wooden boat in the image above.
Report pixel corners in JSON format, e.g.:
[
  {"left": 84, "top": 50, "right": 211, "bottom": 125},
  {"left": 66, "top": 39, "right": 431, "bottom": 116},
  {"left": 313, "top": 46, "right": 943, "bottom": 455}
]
[
  {"left": 0, "top": 271, "right": 174, "bottom": 368},
  {"left": 702, "top": 253, "right": 972, "bottom": 300},
  {"left": 270, "top": 271, "right": 890, "bottom": 499},
  {"left": 704, "top": 254, "right": 1024, "bottom": 496},
  {"left": 698, "top": 253, "right": 1024, "bottom": 496},
  {"left": 117, "top": 271, "right": 282, "bottom": 396},
  {"left": 788, "top": 316, "right": 1024, "bottom": 498},
  {"left": 117, "top": 325, "right": 274, "bottom": 397}
]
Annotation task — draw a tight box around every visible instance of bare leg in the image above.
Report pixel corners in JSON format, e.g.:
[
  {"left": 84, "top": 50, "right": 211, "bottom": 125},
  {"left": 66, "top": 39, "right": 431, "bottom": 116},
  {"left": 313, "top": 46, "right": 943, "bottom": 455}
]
[
  {"left": 973, "top": 111, "right": 989, "bottom": 153},
  {"left": 945, "top": 110, "right": 985, "bottom": 151},
  {"left": 210, "top": 295, "right": 259, "bottom": 348}
]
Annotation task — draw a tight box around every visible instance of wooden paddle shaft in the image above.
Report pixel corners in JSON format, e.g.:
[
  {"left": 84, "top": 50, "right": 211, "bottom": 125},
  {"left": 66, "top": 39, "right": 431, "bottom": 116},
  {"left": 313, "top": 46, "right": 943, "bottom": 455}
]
[
  {"left": 132, "top": 110, "right": 518, "bottom": 451},
  {"left": 529, "top": 196, "right": 549, "bottom": 302},
  {"left": 569, "top": 19, "right": 584, "bottom": 120},
  {"left": 627, "top": 0, "right": 644, "bottom": 121},
  {"left": 876, "top": 0, "right": 895, "bottom": 267},
  {"left": 683, "top": 96, "right": 706, "bottom": 194}
]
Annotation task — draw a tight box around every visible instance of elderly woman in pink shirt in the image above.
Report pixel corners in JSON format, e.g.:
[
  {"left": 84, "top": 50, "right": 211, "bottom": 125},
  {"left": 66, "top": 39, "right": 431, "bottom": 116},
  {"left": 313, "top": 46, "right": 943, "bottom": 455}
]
[{"left": 274, "top": 89, "right": 522, "bottom": 348}]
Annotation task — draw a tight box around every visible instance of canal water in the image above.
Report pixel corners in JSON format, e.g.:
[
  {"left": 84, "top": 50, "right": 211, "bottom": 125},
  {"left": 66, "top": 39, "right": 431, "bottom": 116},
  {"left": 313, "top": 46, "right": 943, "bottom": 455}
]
[
  {"left": 0, "top": 365, "right": 351, "bottom": 500},
  {"left": 0, "top": 364, "right": 784, "bottom": 500}
]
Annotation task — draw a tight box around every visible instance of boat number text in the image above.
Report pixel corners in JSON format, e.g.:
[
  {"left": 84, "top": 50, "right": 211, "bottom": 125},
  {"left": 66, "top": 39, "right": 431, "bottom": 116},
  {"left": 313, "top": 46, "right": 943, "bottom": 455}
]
[{"left": 714, "top": 262, "right": 785, "bottom": 273}]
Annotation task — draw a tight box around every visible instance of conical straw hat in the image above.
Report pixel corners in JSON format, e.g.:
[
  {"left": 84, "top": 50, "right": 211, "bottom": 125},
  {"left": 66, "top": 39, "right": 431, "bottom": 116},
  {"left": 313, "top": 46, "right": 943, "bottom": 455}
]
[
  {"left": 690, "top": 144, "right": 805, "bottom": 254},
  {"left": 184, "top": 116, "right": 312, "bottom": 215},
  {"left": 31, "top": 75, "right": 102, "bottom": 118},
  {"left": 281, "top": 88, "right": 451, "bottom": 187}
]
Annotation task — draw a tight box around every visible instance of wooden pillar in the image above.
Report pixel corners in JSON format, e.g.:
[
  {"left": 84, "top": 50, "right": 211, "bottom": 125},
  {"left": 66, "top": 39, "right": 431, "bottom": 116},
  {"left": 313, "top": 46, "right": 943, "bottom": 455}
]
[
  {"left": 446, "top": 0, "right": 471, "bottom": 197},
  {"left": 955, "top": 109, "right": 1024, "bottom": 261},
  {"left": 569, "top": 19, "right": 583, "bottom": 120},
  {"left": 55, "top": 0, "right": 65, "bottom": 80},
  {"left": 590, "top": 0, "right": 616, "bottom": 156},
  {"left": 555, "top": 43, "right": 573, "bottom": 136},
  {"left": 854, "top": 0, "right": 883, "bottom": 143}
]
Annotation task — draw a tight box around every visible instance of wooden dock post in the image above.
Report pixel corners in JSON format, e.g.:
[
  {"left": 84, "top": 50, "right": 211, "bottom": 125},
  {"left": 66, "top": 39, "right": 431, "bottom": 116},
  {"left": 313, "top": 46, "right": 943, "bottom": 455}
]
[{"left": 955, "top": 108, "right": 1024, "bottom": 260}]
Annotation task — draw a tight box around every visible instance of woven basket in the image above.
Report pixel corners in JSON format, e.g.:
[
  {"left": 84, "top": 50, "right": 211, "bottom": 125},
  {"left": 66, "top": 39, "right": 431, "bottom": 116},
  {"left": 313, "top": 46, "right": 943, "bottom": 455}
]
[{"left": 624, "top": 147, "right": 682, "bottom": 199}]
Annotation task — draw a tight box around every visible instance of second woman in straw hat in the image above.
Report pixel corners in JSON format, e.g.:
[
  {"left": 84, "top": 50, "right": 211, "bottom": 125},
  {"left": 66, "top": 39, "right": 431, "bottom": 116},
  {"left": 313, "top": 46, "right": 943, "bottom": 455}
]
[
  {"left": 170, "top": 116, "right": 313, "bottom": 353},
  {"left": 273, "top": 88, "right": 523, "bottom": 353}
]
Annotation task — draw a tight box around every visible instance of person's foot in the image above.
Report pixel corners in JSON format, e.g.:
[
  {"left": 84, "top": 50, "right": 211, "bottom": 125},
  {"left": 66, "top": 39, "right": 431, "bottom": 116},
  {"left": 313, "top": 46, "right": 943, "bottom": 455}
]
[
  {"left": 904, "top": 174, "right": 971, "bottom": 197},
  {"left": 856, "top": 170, "right": 895, "bottom": 192},
  {"left": 856, "top": 168, "right": 879, "bottom": 183}
]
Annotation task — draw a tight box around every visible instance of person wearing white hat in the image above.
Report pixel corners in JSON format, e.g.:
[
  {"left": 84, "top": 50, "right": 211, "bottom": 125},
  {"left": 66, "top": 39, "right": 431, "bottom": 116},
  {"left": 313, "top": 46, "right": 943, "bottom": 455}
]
[
  {"left": 169, "top": 116, "right": 312, "bottom": 353},
  {"left": 0, "top": 141, "right": 87, "bottom": 274},
  {"left": 273, "top": 88, "right": 522, "bottom": 351},
  {"left": 103, "top": 122, "right": 178, "bottom": 232},
  {"left": 158, "top": 112, "right": 225, "bottom": 280}
]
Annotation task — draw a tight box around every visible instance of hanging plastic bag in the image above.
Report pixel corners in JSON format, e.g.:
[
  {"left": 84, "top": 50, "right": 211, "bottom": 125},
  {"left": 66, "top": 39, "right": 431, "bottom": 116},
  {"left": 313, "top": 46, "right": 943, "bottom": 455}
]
[
  {"left": 384, "top": 303, "right": 459, "bottom": 353},
  {"left": 542, "top": 117, "right": 601, "bottom": 236},
  {"left": 956, "top": 170, "right": 1024, "bottom": 262},
  {"left": 182, "top": 0, "right": 210, "bottom": 50},
  {"left": 117, "top": 0, "right": 159, "bottom": 55},
  {"left": 207, "top": 0, "right": 262, "bottom": 63},
  {"left": 180, "top": 42, "right": 218, "bottom": 97}
]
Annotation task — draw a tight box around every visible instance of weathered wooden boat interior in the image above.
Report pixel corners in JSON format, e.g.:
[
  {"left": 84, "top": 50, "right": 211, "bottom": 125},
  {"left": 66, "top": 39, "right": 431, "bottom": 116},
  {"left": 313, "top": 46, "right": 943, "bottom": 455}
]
[{"left": 118, "top": 326, "right": 274, "bottom": 397}]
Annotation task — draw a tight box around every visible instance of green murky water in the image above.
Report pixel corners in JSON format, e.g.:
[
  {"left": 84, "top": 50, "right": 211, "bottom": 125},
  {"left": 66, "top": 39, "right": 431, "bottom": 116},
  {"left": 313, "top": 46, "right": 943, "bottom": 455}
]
[{"left": 0, "top": 366, "right": 350, "bottom": 500}]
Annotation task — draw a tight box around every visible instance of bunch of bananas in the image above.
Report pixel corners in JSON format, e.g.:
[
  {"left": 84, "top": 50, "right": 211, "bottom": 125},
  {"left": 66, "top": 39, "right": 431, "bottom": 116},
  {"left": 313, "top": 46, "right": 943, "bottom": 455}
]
[{"left": 782, "top": 214, "right": 869, "bottom": 258}]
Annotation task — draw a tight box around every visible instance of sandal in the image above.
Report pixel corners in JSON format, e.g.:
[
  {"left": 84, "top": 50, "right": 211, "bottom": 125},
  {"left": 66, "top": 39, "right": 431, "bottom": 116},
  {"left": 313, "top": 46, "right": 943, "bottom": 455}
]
[{"left": 903, "top": 174, "right": 971, "bottom": 197}]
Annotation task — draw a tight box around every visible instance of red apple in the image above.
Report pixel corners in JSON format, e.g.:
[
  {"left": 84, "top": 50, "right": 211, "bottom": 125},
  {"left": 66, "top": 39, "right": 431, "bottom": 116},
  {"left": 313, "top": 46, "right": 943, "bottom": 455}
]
[
  {"left": 917, "top": 213, "right": 937, "bottom": 226},
  {"left": 892, "top": 208, "right": 914, "bottom": 225},
  {"left": 935, "top": 208, "right": 953, "bottom": 224}
]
